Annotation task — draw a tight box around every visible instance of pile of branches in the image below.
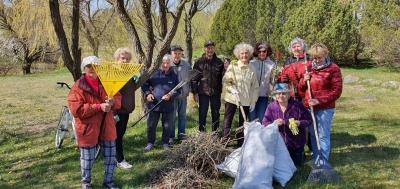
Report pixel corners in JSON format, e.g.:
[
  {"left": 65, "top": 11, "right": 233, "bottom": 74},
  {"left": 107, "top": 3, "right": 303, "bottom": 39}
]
[{"left": 147, "top": 130, "right": 235, "bottom": 188}]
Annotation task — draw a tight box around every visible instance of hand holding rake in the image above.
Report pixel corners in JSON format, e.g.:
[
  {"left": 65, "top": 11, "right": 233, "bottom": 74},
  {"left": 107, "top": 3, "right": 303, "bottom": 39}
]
[
  {"left": 305, "top": 64, "right": 342, "bottom": 183},
  {"left": 131, "top": 69, "right": 201, "bottom": 127}
]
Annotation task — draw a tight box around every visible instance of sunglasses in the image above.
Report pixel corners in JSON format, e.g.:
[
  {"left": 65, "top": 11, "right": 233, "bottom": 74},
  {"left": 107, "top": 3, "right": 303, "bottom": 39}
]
[{"left": 258, "top": 50, "right": 267, "bottom": 53}]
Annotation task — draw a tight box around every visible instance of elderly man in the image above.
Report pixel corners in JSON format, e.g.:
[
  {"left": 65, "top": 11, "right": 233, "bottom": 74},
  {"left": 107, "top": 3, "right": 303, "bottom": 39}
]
[
  {"left": 169, "top": 45, "right": 192, "bottom": 144},
  {"left": 191, "top": 40, "right": 225, "bottom": 132}
]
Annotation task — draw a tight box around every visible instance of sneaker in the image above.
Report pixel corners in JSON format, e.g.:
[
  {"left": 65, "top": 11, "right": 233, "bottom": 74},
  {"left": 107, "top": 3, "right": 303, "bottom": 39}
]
[
  {"left": 144, "top": 143, "right": 154, "bottom": 151},
  {"left": 81, "top": 182, "right": 93, "bottom": 189},
  {"left": 117, "top": 159, "right": 132, "bottom": 169},
  {"left": 103, "top": 182, "right": 119, "bottom": 189},
  {"left": 162, "top": 143, "right": 169, "bottom": 150},
  {"left": 169, "top": 138, "right": 174, "bottom": 145},
  {"left": 178, "top": 133, "right": 187, "bottom": 140}
]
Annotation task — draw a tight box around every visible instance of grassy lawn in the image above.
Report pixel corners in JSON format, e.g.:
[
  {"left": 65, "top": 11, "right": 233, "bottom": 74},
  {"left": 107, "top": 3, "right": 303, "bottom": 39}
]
[{"left": 0, "top": 67, "right": 400, "bottom": 188}]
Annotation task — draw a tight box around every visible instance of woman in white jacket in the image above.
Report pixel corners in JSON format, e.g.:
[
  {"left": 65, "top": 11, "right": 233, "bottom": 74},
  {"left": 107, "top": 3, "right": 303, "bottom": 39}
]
[
  {"left": 222, "top": 43, "right": 260, "bottom": 147},
  {"left": 249, "top": 42, "right": 276, "bottom": 122}
]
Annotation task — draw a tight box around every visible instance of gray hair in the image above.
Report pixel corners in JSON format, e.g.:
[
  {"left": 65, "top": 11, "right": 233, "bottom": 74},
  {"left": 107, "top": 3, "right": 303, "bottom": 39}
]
[
  {"left": 114, "top": 47, "right": 132, "bottom": 61},
  {"left": 233, "top": 43, "right": 254, "bottom": 59},
  {"left": 287, "top": 37, "right": 307, "bottom": 54},
  {"left": 162, "top": 54, "right": 173, "bottom": 65}
]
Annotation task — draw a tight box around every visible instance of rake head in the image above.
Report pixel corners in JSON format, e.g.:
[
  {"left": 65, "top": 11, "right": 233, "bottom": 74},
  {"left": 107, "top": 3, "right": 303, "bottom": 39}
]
[
  {"left": 92, "top": 62, "right": 143, "bottom": 97},
  {"left": 307, "top": 153, "right": 342, "bottom": 183}
]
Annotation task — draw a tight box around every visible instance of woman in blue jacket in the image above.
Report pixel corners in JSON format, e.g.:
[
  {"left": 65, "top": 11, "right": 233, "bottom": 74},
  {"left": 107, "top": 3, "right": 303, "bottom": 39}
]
[
  {"left": 141, "top": 54, "right": 181, "bottom": 151},
  {"left": 262, "top": 83, "right": 312, "bottom": 166}
]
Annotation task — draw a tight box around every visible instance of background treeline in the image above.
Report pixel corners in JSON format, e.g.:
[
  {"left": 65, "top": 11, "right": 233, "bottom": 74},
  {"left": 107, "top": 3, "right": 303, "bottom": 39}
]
[
  {"left": 0, "top": 0, "right": 399, "bottom": 77},
  {"left": 213, "top": 0, "right": 400, "bottom": 67}
]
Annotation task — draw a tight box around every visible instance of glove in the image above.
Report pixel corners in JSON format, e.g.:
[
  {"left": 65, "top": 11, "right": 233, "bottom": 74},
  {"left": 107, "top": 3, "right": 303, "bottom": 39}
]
[
  {"left": 114, "top": 115, "right": 120, "bottom": 123},
  {"left": 229, "top": 87, "right": 239, "bottom": 94},
  {"left": 133, "top": 75, "right": 139, "bottom": 83},
  {"left": 288, "top": 118, "right": 299, "bottom": 135},
  {"left": 249, "top": 103, "right": 255, "bottom": 112},
  {"left": 281, "top": 74, "right": 289, "bottom": 82}
]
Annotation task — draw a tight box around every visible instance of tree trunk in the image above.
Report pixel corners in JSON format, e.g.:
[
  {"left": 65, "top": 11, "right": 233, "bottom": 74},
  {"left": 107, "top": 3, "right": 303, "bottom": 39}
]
[
  {"left": 185, "top": 15, "right": 194, "bottom": 65},
  {"left": 49, "top": 0, "right": 81, "bottom": 81},
  {"left": 22, "top": 64, "right": 31, "bottom": 74}
]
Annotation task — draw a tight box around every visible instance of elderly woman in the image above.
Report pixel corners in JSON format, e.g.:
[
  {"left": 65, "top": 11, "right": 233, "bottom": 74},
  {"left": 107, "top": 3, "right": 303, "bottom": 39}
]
[
  {"left": 298, "top": 43, "right": 342, "bottom": 162},
  {"left": 249, "top": 42, "right": 276, "bottom": 122},
  {"left": 113, "top": 48, "right": 139, "bottom": 170},
  {"left": 68, "top": 56, "right": 122, "bottom": 189},
  {"left": 279, "top": 37, "right": 312, "bottom": 101},
  {"left": 262, "top": 83, "right": 312, "bottom": 166},
  {"left": 222, "top": 43, "right": 259, "bottom": 147},
  {"left": 141, "top": 54, "right": 180, "bottom": 151}
]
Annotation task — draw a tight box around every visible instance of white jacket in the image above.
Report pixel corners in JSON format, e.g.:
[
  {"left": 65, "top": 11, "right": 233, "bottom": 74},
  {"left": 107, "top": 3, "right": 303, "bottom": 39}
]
[{"left": 223, "top": 60, "right": 260, "bottom": 106}]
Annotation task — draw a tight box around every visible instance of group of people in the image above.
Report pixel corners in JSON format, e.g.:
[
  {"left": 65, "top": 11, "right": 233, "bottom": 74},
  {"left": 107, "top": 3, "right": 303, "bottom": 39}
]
[{"left": 67, "top": 37, "right": 342, "bottom": 188}]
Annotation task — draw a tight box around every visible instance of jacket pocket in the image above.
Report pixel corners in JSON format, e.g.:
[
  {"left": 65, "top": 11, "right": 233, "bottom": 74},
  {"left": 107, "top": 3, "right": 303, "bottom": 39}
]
[{"left": 82, "top": 124, "right": 89, "bottom": 136}]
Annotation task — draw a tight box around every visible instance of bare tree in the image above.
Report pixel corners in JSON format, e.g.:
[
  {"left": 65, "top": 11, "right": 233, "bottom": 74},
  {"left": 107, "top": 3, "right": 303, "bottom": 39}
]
[
  {"left": 80, "top": 0, "right": 115, "bottom": 56},
  {"left": 108, "top": 0, "right": 188, "bottom": 88},
  {"left": 49, "top": 0, "right": 82, "bottom": 81},
  {"left": 183, "top": 0, "right": 214, "bottom": 64}
]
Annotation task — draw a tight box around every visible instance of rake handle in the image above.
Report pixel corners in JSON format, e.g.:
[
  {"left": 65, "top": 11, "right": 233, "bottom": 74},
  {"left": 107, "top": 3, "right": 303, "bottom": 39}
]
[{"left": 305, "top": 66, "right": 322, "bottom": 152}]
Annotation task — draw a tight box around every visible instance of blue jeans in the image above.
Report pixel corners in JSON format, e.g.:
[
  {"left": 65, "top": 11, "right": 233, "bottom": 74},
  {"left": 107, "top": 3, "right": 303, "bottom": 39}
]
[
  {"left": 170, "top": 98, "right": 187, "bottom": 140},
  {"left": 309, "top": 108, "right": 335, "bottom": 161},
  {"left": 147, "top": 111, "right": 173, "bottom": 145},
  {"left": 248, "top": 97, "right": 269, "bottom": 122}
]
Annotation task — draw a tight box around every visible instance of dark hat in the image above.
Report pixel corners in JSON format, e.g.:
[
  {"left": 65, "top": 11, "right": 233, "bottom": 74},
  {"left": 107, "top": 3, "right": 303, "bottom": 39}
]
[
  {"left": 171, "top": 45, "right": 184, "bottom": 51},
  {"left": 204, "top": 40, "right": 215, "bottom": 47},
  {"left": 257, "top": 44, "right": 268, "bottom": 49},
  {"left": 224, "top": 57, "right": 231, "bottom": 62}
]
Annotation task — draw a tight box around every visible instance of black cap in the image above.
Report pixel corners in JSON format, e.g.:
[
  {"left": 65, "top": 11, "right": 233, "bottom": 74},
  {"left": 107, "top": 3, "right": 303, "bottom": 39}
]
[
  {"left": 171, "top": 45, "right": 184, "bottom": 51},
  {"left": 204, "top": 40, "right": 215, "bottom": 47}
]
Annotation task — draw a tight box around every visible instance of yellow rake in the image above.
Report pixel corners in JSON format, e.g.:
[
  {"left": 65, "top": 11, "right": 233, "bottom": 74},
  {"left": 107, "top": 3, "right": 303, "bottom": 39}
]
[{"left": 92, "top": 62, "right": 143, "bottom": 97}]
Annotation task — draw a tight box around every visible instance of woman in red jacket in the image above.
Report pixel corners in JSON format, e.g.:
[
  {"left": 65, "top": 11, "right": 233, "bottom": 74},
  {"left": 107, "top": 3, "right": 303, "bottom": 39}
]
[
  {"left": 298, "top": 44, "right": 343, "bottom": 163},
  {"left": 68, "top": 56, "right": 122, "bottom": 189}
]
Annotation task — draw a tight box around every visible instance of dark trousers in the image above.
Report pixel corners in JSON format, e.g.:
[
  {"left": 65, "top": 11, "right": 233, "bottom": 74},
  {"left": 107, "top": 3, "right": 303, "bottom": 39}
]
[
  {"left": 198, "top": 94, "right": 221, "bottom": 132},
  {"left": 288, "top": 146, "right": 305, "bottom": 166},
  {"left": 115, "top": 113, "right": 129, "bottom": 163},
  {"left": 222, "top": 102, "right": 249, "bottom": 146}
]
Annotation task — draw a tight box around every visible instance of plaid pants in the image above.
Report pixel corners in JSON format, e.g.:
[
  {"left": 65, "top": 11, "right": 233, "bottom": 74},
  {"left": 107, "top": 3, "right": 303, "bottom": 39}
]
[{"left": 80, "top": 140, "right": 116, "bottom": 184}]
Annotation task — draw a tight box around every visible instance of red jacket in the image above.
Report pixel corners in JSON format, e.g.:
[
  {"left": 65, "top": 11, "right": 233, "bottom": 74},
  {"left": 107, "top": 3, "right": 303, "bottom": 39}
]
[
  {"left": 298, "top": 63, "right": 342, "bottom": 110},
  {"left": 68, "top": 74, "right": 121, "bottom": 147},
  {"left": 279, "top": 60, "right": 311, "bottom": 99}
]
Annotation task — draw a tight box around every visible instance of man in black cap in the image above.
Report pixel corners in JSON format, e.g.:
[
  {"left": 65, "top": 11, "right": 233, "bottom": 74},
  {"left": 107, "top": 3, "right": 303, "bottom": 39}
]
[
  {"left": 191, "top": 41, "right": 224, "bottom": 132},
  {"left": 169, "top": 45, "right": 192, "bottom": 144}
]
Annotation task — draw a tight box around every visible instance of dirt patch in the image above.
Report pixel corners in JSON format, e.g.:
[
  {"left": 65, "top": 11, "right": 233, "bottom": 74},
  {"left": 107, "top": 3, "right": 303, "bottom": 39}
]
[{"left": 17, "top": 121, "right": 57, "bottom": 134}]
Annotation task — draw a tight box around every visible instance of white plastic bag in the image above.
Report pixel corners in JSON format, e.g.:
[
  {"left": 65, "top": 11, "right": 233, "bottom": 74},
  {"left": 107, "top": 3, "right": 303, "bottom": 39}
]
[
  {"left": 215, "top": 147, "right": 241, "bottom": 178},
  {"left": 232, "top": 122, "right": 278, "bottom": 189},
  {"left": 273, "top": 134, "right": 297, "bottom": 186}
]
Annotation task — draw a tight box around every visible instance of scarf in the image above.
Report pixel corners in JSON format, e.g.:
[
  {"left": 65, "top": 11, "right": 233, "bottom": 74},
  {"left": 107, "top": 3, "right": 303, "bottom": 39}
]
[
  {"left": 312, "top": 56, "right": 331, "bottom": 70},
  {"left": 84, "top": 74, "right": 99, "bottom": 94}
]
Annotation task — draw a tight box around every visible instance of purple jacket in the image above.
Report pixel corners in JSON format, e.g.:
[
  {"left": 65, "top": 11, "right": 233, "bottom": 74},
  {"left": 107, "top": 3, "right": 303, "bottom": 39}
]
[{"left": 262, "top": 98, "right": 312, "bottom": 150}]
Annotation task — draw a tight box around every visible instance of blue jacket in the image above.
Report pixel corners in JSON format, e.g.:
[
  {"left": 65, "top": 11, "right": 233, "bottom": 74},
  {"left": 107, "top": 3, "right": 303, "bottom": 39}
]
[{"left": 141, "top": 68, "right": 181, "bottom": 113}]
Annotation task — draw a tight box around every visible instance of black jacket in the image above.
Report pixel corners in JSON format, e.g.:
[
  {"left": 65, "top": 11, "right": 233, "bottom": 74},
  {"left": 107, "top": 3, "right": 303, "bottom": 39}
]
[{"left": 191, "top": 53, "right": 224, "bottom": 96}]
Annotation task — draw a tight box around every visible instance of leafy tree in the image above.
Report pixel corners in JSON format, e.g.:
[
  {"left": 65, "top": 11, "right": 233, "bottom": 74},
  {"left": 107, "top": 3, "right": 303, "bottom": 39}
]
[
  {"left": 0, "top": 0, "right": 58, "bottom": 74},
  {"left": 211, "top": 0, "right": 257, "bottom": 58}
]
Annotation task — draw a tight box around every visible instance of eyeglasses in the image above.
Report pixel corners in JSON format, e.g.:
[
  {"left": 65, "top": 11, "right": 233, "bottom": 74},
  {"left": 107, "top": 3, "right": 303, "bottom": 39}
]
[{"left": 258, "top": 50, "right": 267, "bottom": 54}]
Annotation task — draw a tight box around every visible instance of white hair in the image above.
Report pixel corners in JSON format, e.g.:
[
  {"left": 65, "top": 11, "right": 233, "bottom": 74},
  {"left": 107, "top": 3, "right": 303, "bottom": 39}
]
[
  {"left": 233, "top": 43, "right": 254, "bottom": 59},
  {"left": 162, "top": 54, "right": 173, "bottom": 65},
  {"left": 114, "top": 47, "right": 132, "bottom": 61},
  {"left": 288, "top": 37, "right": 307, "bottom": 54}
]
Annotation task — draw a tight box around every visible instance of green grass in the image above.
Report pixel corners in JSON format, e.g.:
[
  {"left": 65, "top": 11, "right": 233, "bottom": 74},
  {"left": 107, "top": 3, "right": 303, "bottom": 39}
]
[{"left": 1, "top": 67, "right": 400, "bottom": 188}]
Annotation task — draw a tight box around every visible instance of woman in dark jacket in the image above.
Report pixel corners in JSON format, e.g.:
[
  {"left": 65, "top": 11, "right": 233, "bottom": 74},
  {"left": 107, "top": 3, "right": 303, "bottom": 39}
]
[
  {"left": 262, "top": 83, "right": 312, "bottom": 166},
  {"left": 298, "top": 43, "right": 343, "bottom": 162}
]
